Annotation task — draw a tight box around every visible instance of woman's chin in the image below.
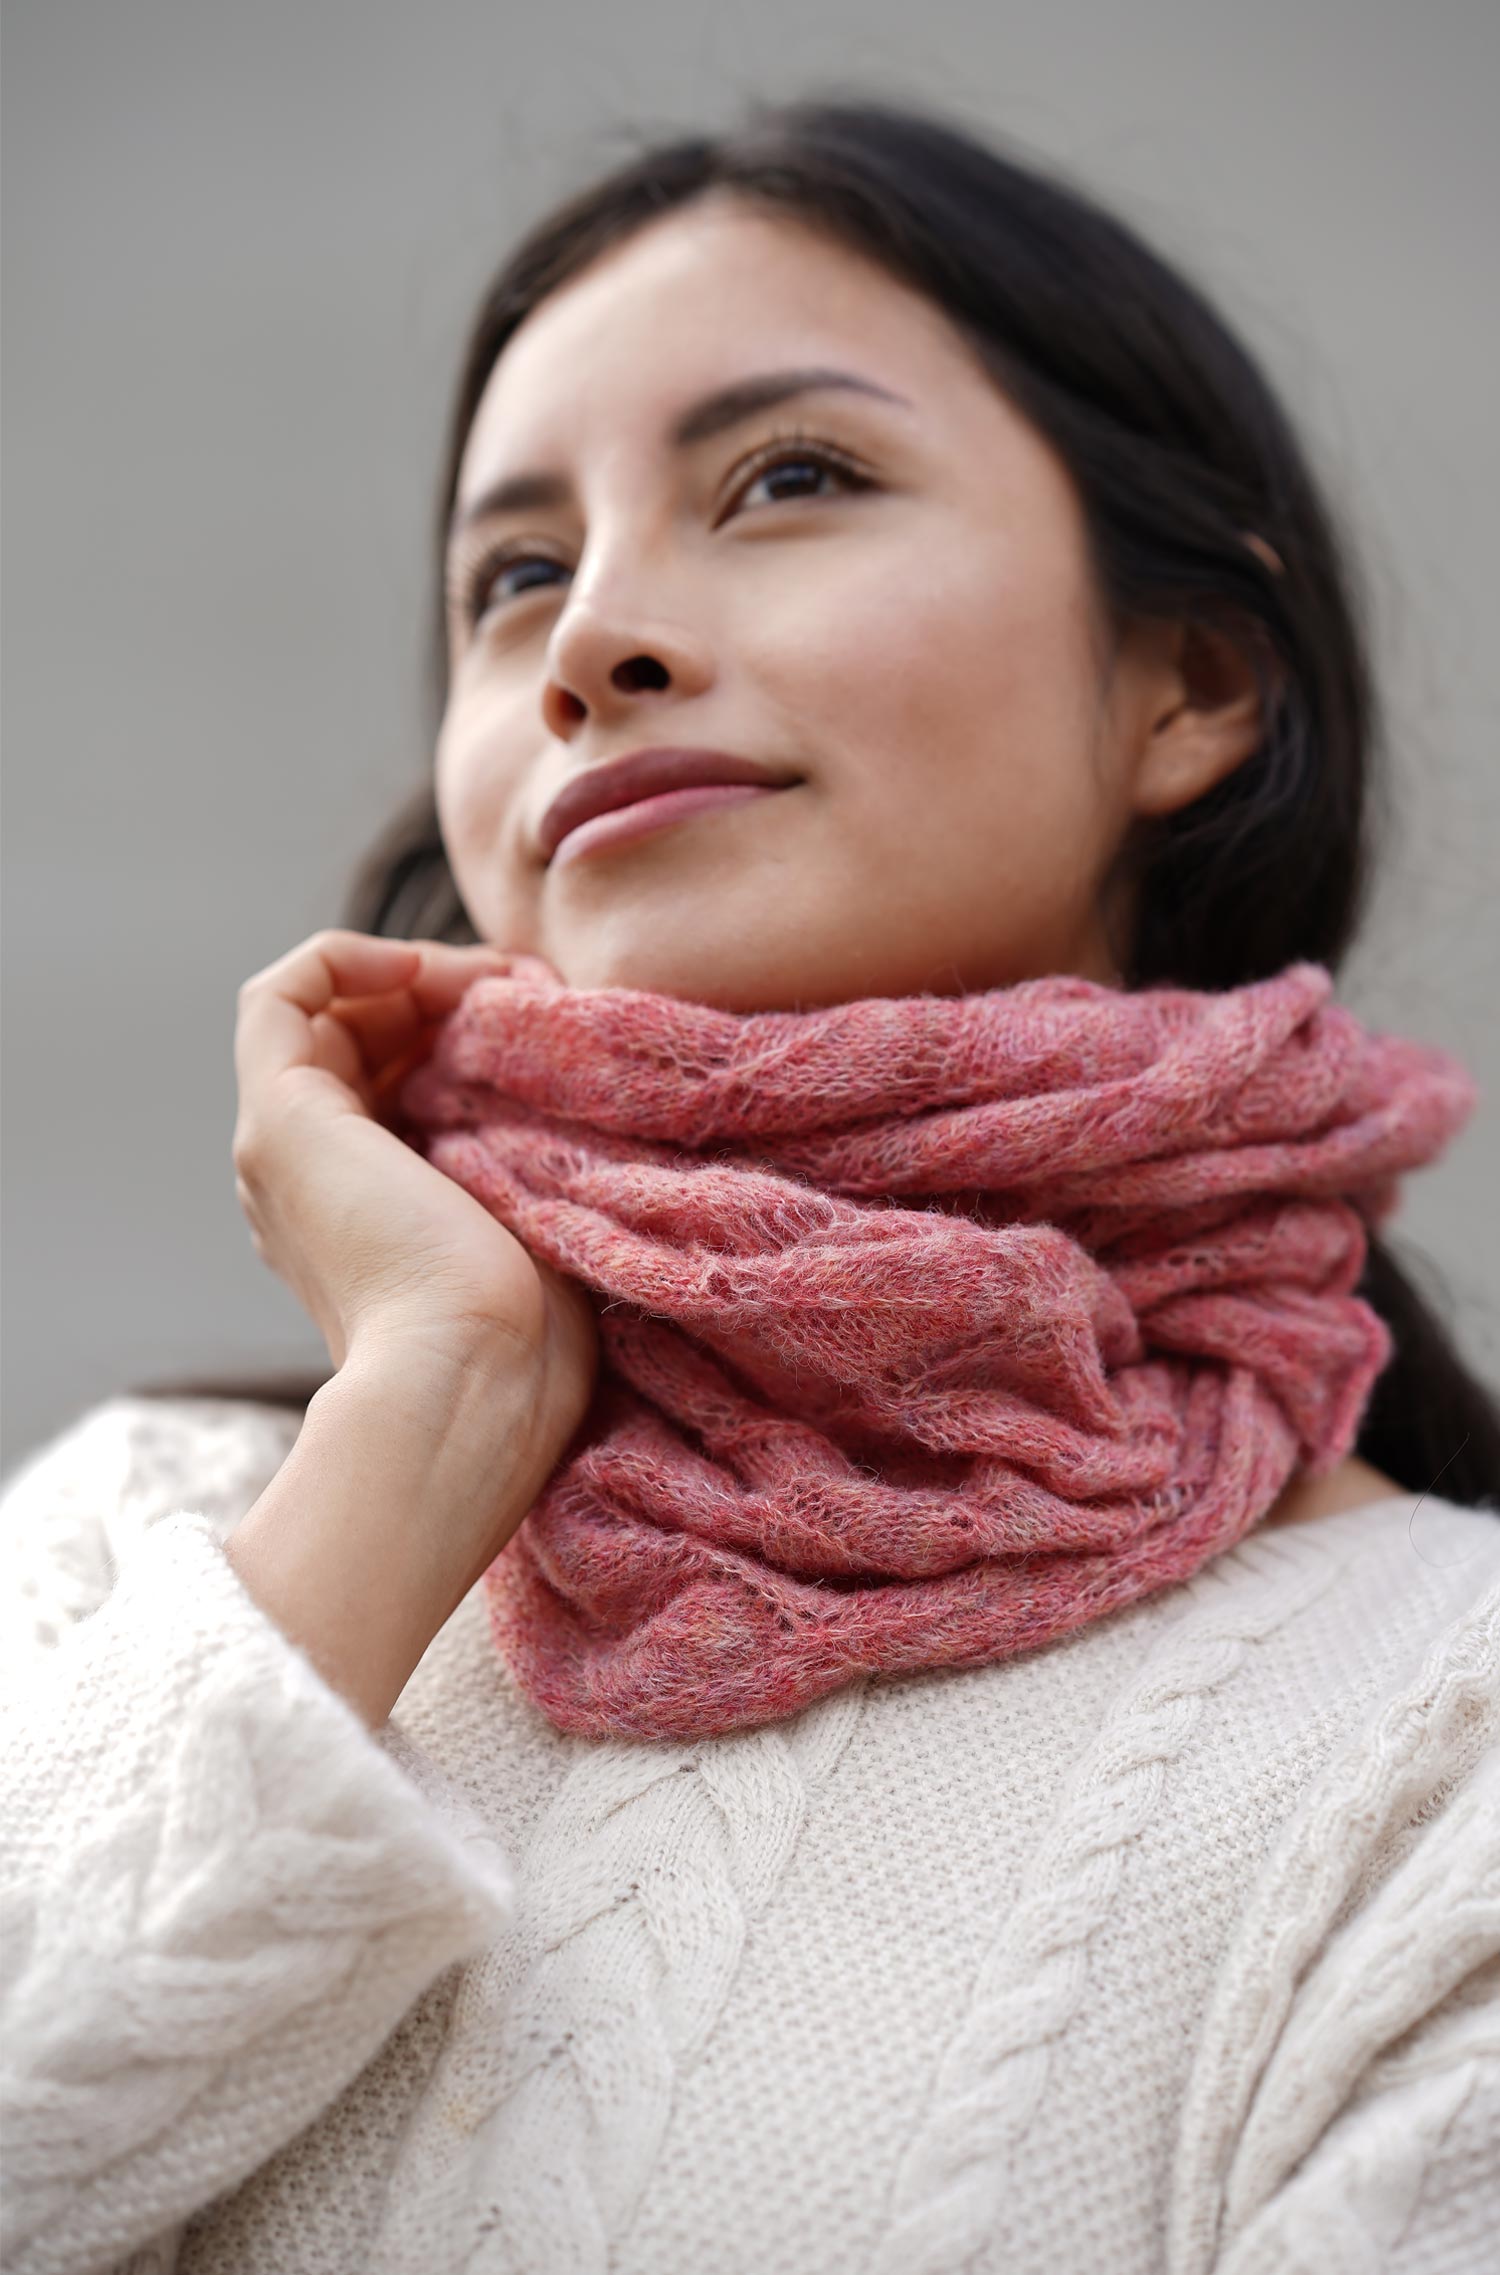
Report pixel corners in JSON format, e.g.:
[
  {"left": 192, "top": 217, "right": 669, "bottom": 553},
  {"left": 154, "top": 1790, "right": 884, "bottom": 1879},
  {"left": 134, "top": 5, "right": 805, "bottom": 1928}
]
[
  {"left": 529, "top": 923, "right": 823, "bottom": 1012},
  {"left": 548, "top": 951, "right": 795, "bottom": 1010}
]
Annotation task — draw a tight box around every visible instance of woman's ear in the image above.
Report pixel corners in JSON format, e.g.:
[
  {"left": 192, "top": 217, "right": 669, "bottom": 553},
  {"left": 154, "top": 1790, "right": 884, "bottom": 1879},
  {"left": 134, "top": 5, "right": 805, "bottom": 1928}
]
[{"left": 1127, "top": 615, "right": 1282, "bottom": 821}]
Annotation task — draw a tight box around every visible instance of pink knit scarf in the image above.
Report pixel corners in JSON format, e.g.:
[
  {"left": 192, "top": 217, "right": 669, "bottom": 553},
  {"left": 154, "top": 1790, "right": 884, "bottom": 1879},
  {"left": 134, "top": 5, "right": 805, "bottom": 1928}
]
[{"left": 395, "top": 957, "right": 1475, "bottom": 1743}]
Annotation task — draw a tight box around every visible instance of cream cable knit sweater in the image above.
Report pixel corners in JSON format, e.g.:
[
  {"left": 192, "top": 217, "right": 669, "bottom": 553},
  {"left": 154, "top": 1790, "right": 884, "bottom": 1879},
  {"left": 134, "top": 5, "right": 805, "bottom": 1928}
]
[{"left": 1, "top": 1394, "right": 1497, "bottom": 2275}]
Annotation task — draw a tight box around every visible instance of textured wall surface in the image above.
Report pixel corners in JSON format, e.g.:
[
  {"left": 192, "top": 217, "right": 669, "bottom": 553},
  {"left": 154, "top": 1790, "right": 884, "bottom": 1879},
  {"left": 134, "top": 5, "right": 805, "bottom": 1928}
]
[{"left": 4, "top": 0, "right": 1496, "bottom": 1468}]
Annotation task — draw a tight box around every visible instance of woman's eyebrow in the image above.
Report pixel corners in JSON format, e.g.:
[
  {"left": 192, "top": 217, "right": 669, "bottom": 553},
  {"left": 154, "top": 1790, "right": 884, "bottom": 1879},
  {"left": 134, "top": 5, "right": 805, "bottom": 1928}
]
[{"left": 448, "top": 367, "right": 912, "bottom": 541}]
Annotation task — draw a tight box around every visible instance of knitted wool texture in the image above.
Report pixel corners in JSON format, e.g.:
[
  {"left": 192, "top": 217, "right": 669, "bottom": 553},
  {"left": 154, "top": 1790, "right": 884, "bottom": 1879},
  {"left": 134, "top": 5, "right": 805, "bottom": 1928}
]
[{"left": 395, "top": 956, "right": 1476, "bottom": 1743}]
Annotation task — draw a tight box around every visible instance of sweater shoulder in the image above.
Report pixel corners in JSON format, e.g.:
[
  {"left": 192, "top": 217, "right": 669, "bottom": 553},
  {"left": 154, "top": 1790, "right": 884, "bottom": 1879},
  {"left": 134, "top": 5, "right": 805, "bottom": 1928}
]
[
  {"left": 1136, "top": 1492, "right": 1500, "bottom": 1798},
  {"left": 0, "top": 1393, "right": 304, "bottom": 1658},
  {"left": 1231, "top": 1490, "right": 1500, "bottom": 1674}
]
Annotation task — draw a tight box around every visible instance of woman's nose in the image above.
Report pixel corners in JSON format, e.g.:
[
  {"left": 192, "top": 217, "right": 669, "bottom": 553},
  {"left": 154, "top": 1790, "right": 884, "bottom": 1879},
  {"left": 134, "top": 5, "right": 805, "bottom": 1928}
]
[{"left": 540, "top": 591, "right": 716, "bottom": 741}]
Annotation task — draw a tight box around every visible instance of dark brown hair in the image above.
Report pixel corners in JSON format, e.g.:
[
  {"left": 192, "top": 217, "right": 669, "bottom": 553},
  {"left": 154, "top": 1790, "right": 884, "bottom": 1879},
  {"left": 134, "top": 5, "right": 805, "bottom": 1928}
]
[{"left": 132, "top": 94, "right": 1500, "bottom": 1512}]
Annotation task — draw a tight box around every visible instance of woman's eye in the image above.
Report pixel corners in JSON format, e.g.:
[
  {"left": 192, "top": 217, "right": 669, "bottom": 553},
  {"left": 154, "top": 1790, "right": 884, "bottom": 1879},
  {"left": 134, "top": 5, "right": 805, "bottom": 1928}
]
[
  {"left": 730, "top": 443, "right": 869, "bottom": 516},
  {"left": 459, "top": 434, "right": 869, "bottom": 627},
  {"left": 462, "top": 551, "right": 568, "bottom": 623}
]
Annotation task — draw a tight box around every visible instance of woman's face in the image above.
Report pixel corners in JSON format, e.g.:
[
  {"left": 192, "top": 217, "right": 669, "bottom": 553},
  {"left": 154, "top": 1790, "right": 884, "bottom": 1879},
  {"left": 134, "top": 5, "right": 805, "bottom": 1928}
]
[{"left": 437, "top": 194, "right": 1251, "bottom": 1008}]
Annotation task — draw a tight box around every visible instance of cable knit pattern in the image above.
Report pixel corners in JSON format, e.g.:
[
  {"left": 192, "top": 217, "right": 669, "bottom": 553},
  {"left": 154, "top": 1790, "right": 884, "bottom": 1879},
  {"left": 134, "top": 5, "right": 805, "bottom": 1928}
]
[
  {"left": 1, "top": 1419, "right": 517, "bottom": 2275},
  {"left": 866, "top": 1528, "right": 1345, "bottom": 2275},
  {"left": 370, "top": 1684, "right": 865, "bottom": 2272},
  {"left": 1219, "top": 2012, "right": 1499, "bottom": 2274},
  {"left": 0, "top": 1397, "right": 302, "bottom": 1666},
  {"left": 1168, "top": 1579, "right": 1500, "bottom": 2273},
  {"left": 3, "top": 1395, "right": 1499, "bottom": 2275}
]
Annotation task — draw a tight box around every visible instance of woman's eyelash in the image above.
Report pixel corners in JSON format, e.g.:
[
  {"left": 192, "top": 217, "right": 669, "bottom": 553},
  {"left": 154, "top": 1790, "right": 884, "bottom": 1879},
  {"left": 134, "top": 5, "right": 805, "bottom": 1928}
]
[
  {"left": 449, "top": 429, "right": 873, "bottom": 627},
  {"left": 723, "top": 427, "right": 873, "bottom": 514}
]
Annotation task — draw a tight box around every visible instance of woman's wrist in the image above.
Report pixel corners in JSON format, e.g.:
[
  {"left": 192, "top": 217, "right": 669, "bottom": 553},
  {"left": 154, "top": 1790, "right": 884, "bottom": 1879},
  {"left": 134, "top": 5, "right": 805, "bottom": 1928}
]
[{"left": 225, "top": 1330, "right": 545, "bottom": 1729}]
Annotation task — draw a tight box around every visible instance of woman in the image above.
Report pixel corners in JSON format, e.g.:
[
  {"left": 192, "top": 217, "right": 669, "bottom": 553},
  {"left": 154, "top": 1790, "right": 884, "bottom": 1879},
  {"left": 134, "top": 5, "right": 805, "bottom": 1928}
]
[{"left": 4, "top": 96, "right": 1498, "bottom": 2275}]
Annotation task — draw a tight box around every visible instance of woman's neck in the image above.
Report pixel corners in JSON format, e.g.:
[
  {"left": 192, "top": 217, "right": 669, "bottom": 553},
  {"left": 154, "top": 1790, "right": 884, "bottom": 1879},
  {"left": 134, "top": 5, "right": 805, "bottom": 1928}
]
[{"left": 1261, "top": 1454, "right": 1405, "bottom": 1528}]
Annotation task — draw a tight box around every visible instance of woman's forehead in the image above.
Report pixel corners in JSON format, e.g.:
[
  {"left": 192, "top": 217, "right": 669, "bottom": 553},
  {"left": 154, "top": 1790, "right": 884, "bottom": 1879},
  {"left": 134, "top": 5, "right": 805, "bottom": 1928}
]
[{"left": 457, "top": 204, "right": 985, "bottom": 496}]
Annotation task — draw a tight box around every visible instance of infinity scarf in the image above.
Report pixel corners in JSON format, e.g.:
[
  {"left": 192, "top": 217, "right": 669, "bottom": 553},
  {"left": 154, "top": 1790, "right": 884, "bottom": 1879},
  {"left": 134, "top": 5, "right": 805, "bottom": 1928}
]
[{"left": 395, "top": 958, "right": 1475, "bottom": 1742}]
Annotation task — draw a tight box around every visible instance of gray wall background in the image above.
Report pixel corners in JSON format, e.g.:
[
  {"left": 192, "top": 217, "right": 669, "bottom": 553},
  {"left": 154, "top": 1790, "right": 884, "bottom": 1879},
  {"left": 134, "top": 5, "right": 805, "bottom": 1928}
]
[{"left": 4, "top": 0, "right": 1497, "bottom": 1473}]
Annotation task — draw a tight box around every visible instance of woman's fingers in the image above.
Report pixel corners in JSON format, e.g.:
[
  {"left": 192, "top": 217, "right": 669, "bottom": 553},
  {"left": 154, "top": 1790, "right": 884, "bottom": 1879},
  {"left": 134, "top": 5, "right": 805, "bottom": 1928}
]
[
  {"left": 405, "top": 943, "right": 518, "bottom": 1016},
  {"left": 236, "top": 934, "right": 416, "bottom": 1091},
  {"left": 236, "top": 933, "right": 508, "bottom": 1095},
  {"left": 335, "top": 948, "right": 514, "bottom": 1092},
  {"left": 326, "top": 988, "right": 431, "bottom": 1075}
]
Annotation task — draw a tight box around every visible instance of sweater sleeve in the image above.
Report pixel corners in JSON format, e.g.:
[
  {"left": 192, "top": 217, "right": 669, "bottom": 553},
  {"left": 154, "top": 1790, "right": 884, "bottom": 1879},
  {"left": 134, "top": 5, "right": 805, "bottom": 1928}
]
[
  {"left": 1212, "top": 1963, "right": 1500, "bottom": 2273},
  {"left": 1183, "top": 1569, "right": 1500, "bottom": 2275},
  {"left": 0, "top": 1399, "right": 519, "bottom": 2275}
]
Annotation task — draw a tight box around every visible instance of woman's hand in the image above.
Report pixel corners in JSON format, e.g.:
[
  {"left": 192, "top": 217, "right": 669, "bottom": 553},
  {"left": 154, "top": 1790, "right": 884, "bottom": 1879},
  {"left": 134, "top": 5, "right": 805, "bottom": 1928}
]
[
  {"left": 225, "top": 930, "right": 599, "bottom": 1714},
  {"left": 232, "top": 928, "right": 598, "bottom": 1424}
]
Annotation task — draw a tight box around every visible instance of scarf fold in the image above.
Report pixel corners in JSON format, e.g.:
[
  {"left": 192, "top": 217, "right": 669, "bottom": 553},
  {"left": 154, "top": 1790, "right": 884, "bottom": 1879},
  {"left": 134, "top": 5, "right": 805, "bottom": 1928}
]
[{"left": 396, "top": 957, "right": 1476, "bottom": 1742}]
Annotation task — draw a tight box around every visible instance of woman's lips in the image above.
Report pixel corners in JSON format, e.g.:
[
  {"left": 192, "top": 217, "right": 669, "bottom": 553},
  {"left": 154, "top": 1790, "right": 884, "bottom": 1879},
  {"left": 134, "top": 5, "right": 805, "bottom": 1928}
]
[{"left": 549, "top": 781, "right": 790, "bottom": 869}]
